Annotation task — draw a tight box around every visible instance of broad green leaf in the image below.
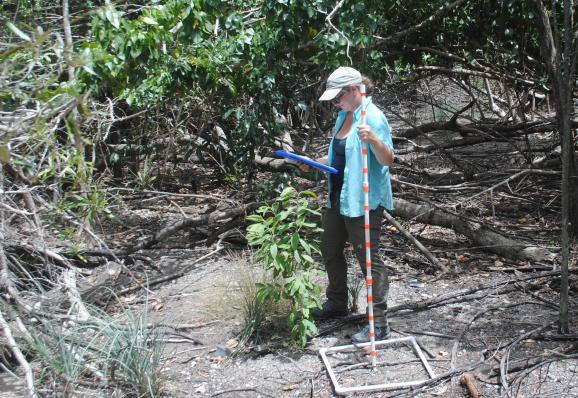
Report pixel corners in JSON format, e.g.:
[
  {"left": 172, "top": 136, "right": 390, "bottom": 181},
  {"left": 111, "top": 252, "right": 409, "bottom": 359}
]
[
  {"left": 142, "top": 17, "right": 158, "bottom": 26},
  {"left": 299, "top": 238, "right": 311, "bottom": 254},
  {"left": 291, "top": 233, "right": 299, "bottom": 250},
  {"left": 0, "top": 146, "right": 10, "bottom": 163},
  {"left": 294, "top": 250, "right": 302, "bottom": 264},
  {"left": 269, "top": 243, "right": 278, "bottom": 259},
  {"left": 105, "top": 3, "right": 121, "bottom": 28},
  {"left": 246, "top": 214, "right": 265, "bottom": 222},
  {"left": 246, "top": 223, "right": 265, "bottom": 234}
]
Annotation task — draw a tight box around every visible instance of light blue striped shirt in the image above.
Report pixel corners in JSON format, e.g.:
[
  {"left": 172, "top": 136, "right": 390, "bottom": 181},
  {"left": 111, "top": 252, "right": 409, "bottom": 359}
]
[{"left": 327, "top": 98, "right": 394, "bottom": 217}]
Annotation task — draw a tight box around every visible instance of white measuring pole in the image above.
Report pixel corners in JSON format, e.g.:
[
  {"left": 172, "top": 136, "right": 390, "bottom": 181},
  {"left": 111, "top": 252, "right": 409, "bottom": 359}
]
[{"left": 360, "top": 83, "right": 377, "bottom": 368}]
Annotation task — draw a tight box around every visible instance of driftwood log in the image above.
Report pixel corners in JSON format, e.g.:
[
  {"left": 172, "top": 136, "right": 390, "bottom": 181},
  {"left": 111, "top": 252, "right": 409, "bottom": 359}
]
[{"left": 392, "top": 198, "right": 555, "bottom": 262}]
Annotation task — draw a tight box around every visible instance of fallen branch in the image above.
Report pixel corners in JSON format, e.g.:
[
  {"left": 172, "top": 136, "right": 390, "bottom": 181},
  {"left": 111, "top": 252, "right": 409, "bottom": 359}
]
[
  {"left": 116, "top": 233, "right": 228, "bottom": 296},
  {"left": 383, "top": 210, "right": 449, "bottom": 274},
  {"left": 210, "top": 388, "right": 275, "bottom": 398},
  {"left": 105, "top": 188, "right": 238, "bottom": 204},
  {"left": 117, "top": 205, "right": 244, "bottom": 256},
  {"left": 392, "top": 198, "right": 556, "bottom": 262},
  {"left": 499, "top": 323, "right": 552, "bottom": 394},
  {"left": 0, "top": 309, "right": 38, "bottom": 398},
  {"left": 455, "top": 169, "right": 560, "bottom": 209}
]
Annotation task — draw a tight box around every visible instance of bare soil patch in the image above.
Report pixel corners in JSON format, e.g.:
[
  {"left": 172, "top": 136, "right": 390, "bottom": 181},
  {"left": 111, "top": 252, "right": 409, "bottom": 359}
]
[{"left": 112, "top": 234, "right": 577, "bottom": 398}]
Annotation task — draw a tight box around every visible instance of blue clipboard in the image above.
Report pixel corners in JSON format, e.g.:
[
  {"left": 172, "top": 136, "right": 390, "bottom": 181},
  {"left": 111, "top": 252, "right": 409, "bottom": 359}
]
[{"left": 275, "top": 150, "right": 338, "bottom": 174}]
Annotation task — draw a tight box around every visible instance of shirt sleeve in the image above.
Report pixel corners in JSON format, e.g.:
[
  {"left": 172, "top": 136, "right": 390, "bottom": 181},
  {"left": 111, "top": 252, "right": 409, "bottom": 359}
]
[{"left": 367, "top": 108, "right": 394, "bottom": 154}]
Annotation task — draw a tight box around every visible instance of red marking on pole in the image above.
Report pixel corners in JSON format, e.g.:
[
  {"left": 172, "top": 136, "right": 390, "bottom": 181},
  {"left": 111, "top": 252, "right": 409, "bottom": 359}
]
[
  {"left": 367, "top": 295, "right": 373, "bottom": 302},
  {"left": 365, "top": 242, "right": 371, "bottom": 248},
  {"left": 367, "top": 278, "right": 373, "bottom": 286},
  {"left": 370, "top": 351, "right": 377, "bottom": 357},
  {"left": 363, "top": 167, "right": 368, "bottom": 173},
  {"left": 364, "top": 223, "right": 370, "bottom": 229},
  {"left": 362, "top": 149, "right": 368, "bottom": 155},
  {"left": 364, "top": 205, "right": 369, "bottom": 211},
  {"left": 366, "top": 260, "right": 371, "bottom": 267},
  {"left": 369, "top": 332, "right": 375, "bottom": 338},
  {"left": 363, "top": 186, "right": 369, "bottom": 193},
  {"left": 368, "top": 315, "right": 374, "bottom": 321}
]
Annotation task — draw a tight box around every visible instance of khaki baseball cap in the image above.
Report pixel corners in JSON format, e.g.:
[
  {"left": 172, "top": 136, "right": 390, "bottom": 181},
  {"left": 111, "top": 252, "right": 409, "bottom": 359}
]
[{"left": 319, "top": 66, "right": 362, "bottom": 101}]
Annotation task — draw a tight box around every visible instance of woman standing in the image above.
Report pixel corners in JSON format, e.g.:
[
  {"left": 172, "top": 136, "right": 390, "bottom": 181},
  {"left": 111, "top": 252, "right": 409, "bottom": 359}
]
[{"left": 300, "top": 66, "right": 394, "bottom": 344}]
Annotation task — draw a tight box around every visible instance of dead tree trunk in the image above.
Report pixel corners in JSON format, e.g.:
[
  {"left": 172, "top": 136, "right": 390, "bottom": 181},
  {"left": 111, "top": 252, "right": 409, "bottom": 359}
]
[
  {"left": 392, "top": 198, "right": 555, "bottom": 262},
  {"left": 531, "top": 0, "right": 576, "bottom": 333}
]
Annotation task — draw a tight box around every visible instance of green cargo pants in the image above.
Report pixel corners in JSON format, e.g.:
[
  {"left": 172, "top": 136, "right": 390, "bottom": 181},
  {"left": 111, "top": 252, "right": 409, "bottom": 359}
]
[{"left": 320, "top": 203, "right": 389, "bottom": 328}]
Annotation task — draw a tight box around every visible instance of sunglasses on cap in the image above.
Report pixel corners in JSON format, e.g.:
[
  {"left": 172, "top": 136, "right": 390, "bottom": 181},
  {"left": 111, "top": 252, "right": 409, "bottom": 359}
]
[{"left": 332, "top": 87, "right": 350, "bottom": 104}]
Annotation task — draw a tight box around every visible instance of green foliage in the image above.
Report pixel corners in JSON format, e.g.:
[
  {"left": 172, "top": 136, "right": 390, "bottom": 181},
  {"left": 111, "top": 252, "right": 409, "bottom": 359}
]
[
  {"left": 57, "top": 189, "right": 111, "bottom": 224},
  {"left": 0, "top": 18, "right": 109, "bottom": 236},
  {"left": 246, "top": 187, "right": 323, "bottom": 346},
  {"left": 68, "top": 0, "right": 555, "bottom": 179},
  {"left": 28, "top": 302, "right": 165, "bottom": 396},
  {"left": 132, "top": 156, "right": 157, "bottom": 190},
  {"left": 238, "top": 291, "right": 268, "bottom": 345}
]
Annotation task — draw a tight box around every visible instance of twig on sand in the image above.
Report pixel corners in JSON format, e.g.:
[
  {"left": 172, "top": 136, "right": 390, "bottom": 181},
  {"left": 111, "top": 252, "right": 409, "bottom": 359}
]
[{"left": 210, "top": 387, "right": 275, "bottom": 398}]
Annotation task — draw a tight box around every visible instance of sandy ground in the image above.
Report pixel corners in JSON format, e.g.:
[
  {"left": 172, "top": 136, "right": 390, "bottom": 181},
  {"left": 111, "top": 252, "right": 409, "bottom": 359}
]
[{"left": 137, "top": 246, "right": 578, "bottom": 398}]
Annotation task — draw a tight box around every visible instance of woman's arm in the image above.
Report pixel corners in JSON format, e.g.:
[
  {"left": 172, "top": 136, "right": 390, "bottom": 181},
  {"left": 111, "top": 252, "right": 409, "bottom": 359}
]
[
  {"left": 298, "top": 156, "right": 328, "bottom": 172},
  {"left": 357, "top": 124, "right": 394, "bottom": 166}
]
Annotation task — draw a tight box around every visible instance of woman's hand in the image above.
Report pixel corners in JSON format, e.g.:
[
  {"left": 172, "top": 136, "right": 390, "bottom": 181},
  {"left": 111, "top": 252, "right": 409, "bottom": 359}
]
[
  {"left": 298, "top": 163, "right": 311, "bottom": 172},
  {"left": 357, "top": 124, "right": 379, "bottom": 145},
  {"left": 298, "top": 156, "right": 328, "bottom": 172},
  {"left": 358, "top": 124, "right": 394, "bottom": 166}
]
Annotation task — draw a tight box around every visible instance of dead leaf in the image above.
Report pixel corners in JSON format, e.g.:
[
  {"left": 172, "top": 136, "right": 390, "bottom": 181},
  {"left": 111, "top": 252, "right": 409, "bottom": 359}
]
[
  {"left": 282, "top": 384, "right": 299, "bottom": 391},
  {"left": 494, "top": 260, "right": 504, "bottom": 267},
  {"left": 149, "top": 299, "right": 164, "bottom": 311},
  {"left": 438, "top": 351, "right": 448, "bottom": 357},
  {"left": 122, "top": 295, "right": 136, "bottom": 303},
  {"left": 517, "top": 217, "right": 528, "bottom": 224},
  {"left": 456, "top": 255, "right": 468, "bottom": 262},
  {"left": 522, "top": 339, "right": 536, "bottom": 345},
  {"left": 226, "top": 338, "right": 239, "bottom": 349}
]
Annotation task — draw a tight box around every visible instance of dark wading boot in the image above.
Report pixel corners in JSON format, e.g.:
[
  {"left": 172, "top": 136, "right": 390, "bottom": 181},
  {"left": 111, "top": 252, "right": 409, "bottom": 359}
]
[{"left": 312, "top": 301, "right": 349, "bottom": 320}]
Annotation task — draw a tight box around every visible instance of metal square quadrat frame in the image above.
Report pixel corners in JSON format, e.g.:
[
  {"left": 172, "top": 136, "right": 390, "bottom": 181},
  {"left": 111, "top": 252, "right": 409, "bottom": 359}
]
[{"left": 319, "top": 336, "right": 436, "bottom": 395}]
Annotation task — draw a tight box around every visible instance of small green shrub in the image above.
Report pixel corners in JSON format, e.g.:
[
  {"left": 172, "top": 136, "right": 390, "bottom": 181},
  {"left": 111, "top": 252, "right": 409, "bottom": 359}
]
[{"left": 246, "top": 186, "right": 323, "bottom": 346}]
